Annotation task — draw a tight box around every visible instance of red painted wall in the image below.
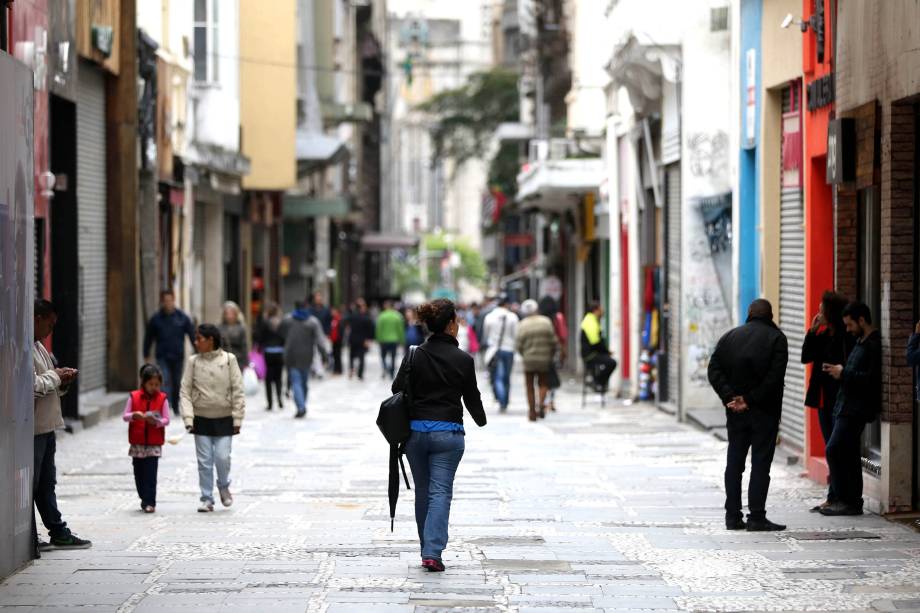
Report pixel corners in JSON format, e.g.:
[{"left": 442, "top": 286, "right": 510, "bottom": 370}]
[
  {"left": 802, "top": 0, "right": 836, "bottom": 482},
  {"left": 10, "top": 0, "right": 50, "bottom": 300}
]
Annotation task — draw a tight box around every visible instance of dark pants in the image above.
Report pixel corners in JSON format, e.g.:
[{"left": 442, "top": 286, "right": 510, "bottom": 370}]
[
  {"left": 132, "top": 457, "right": 159, "bottom": 508},
  {"left": 264, "top": 352, "right": 284, "bottom": 409},
  {"left": 158, "top": 357, "right": 184, "bottom": 415},
  {"left": 332, "top": 340, "right": 343, "bottom": 374},
  {"left": 33, "top": 432, "right": 69, "bottom": 541},
  {"left": 349, "top": 346, "right": 366, "bottom": 379},
  {"left": 725, "top": 410, "right": 779, "bottom": 521},
  {"left": 587, "top": 355, "right": 617, "bottom": 389},
  {"left": 826, "top": 415, "right": 866, "bottom": 508},
  {"left": 816, "top": 407, "right": 838, "bottom": 502},
  {"left": 524, "top": 370, "right": 548, "bottom": 417},
  {"left": 381, "top": 342, "right": 399, "bottom": 379}
]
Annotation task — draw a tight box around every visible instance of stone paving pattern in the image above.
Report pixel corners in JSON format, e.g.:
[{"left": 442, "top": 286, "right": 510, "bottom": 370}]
[{"left": 3, "top": 355, "right": 920, "bottom": 612}]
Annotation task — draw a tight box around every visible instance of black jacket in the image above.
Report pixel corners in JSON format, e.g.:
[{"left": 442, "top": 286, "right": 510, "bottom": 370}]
[
  {"left": 708, "top": 317, "right": 789, "bottom": 416},
  {"left": 254, "top": 317, "right": 285, "bottom": 350},
  {"left": 834, "top": 330, "right": 882, "bottom": 422},
  {"left": 346, "top": 312, "right": 375, "bottom": 348},
  {"left": 143, "top": 308, "right": 195, "bottom": 361},
  {"left": 392, "top": 333, "right": 487, "bottom": 427},
  {"left": 801, "top": 328, "right": 852, "bottom": 410}
]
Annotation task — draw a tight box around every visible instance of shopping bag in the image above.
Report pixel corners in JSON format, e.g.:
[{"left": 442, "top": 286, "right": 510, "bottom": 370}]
[{"left": 248, "top": 350, "right": 267, "bottom": 380}]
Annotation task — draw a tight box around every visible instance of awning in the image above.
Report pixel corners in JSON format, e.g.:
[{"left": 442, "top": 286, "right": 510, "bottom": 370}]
[
  {"left": 296, "top": 131, "right": 348, "bottom": 163},
  {"left": 361, "top": 233, "right": 419, "bottom": 251},
  {"left": 516, "top": 158, "right": 605, "bottom": 212},
  {"left": 282, "top": 195, "right": 350, "bottom": 219}
]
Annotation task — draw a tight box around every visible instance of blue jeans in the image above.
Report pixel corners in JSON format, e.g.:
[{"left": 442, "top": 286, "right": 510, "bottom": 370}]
[
  {"left": 381, "top": 342, "right": 399, "bottom": 379},
  {"left": 289, "top": 367, "right": 310, "bottom": 415},
  {"left": 195, "top": 435, "right": 232, "bottom": 504},
  {"left": 826, "top": 415, "right": 866, "bottom": 508},
  {"left": 405, "top": 430, "right": 465, "bottom": 561},
  {"left": 492, "top": 350, "right": 514, "bottom": 409},
  {"left": 158, "top": 357, "right": 184, "bottom": 415},
  {"left": 33, "top": 432, "right": 70, "bottom": 540}
]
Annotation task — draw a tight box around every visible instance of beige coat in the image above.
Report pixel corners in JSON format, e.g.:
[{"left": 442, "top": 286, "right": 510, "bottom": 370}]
[
  {"left": 33, "top": 341, "right": 66, "bottom": 435},
  {"left": 514, "top": 314, "right": 559, "bottom": 373},
  {"left": 179, "top": 349, "right": 246, "bottom": 428}
]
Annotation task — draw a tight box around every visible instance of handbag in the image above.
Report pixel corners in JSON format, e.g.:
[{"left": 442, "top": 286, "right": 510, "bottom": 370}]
[{"left": 486, "top": 314, "right": 508, "bottom": 371}]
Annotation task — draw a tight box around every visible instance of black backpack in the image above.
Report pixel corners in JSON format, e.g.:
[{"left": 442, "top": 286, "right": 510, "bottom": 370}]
[{"left": 376, "top": 346, "right": 417, "bottom": 530}]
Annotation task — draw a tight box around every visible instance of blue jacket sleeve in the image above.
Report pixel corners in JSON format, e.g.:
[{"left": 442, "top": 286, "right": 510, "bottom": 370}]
[{"left": 907, "top": 334, "right": 920, "bottom": 368}]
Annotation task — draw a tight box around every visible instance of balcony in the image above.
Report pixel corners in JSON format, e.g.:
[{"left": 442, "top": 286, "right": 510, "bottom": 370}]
[{"left": 515, "top": 139, "right": 604, "bottom": 212}]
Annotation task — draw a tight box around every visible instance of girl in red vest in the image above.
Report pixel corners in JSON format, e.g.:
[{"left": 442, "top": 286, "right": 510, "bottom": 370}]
[{"left": 123, "top": 364, "right": 170, "bottom": 513}]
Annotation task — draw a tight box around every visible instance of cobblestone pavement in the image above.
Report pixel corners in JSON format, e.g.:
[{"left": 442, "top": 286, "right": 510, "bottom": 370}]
[{"left": 3, "top": 354, "right": 920, "bottom": 613}]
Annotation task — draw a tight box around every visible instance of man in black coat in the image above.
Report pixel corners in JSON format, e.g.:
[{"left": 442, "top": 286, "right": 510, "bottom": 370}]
[
  {"left": 820, "top": 301, "right": 881, "bottom": 516},
  {"left": 708, "top": 299, "right": 788, "bottom": 531}
]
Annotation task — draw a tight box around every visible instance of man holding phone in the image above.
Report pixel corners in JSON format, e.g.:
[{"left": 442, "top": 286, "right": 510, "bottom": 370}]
[
  {"left": 820, "top": 301, "right": 881, "bottom": 516},
  {"left": 33, "top": 299, "right": 92, "bottom": 552}
]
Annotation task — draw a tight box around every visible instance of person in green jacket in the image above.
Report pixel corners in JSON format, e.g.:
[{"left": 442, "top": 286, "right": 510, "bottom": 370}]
[{"left": 376, "top": 301, "right": 406, "bottom": 379}]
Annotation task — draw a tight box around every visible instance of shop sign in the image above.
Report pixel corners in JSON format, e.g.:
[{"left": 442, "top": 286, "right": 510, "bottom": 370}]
[
  {"left": 807, "top": 73, "right": 834, "bottom": 111},
  {"left": 744, "top": 49, "right": 756, "bottom": 148},
  {"left": 91, "top": 24, "right": 113, "bottom": 58},
  {"left": 826, "top": 118, "right": 855, "bottom": 184}
]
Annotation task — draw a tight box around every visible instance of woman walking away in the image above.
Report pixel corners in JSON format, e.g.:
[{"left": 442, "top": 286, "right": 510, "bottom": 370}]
[
  {"left": 393, "top": 299, "right": 487, "bottom": 572},
  {"left": 515, "top": 299, "right": 560, "bottom": 421},
  {"left": 801, "top": 290, "right": 852, "bottom": 513},
  {"left": 538, "top": 296, "right": 567, "bottom": 412},
  {"left": 123, "top": 364, "right": 170, "bottom": 513},
  {"left": 219, "top": 301, "right": 249, "bottom": 372},
  {"left": 256, "top": 302, "right": 285, "bottom": 411},
  {"left": 180, "top": 324, "right": 246, "bottom": 512}
]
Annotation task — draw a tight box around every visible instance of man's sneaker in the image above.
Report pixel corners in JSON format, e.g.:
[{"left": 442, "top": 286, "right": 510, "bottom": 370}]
[
  {"left": 819, "top": 502, "right": 863, "bottom": 516},
  {"left": 746, "top": 518, "right": 786, "bottom": 532},
  {"left": 49, "top": 534, "right": 92, "bottom": 549},
  {"left": 198, "top": 501, "right": 214, "bottom": 513},
  {"left": 422, "top": 558, "right": 445, "bottom": 572},
  {"left": 37, "top": 541, "right": 53, "bottom": 552},
  {"left": 144, "top": 506, "right": 156, "bottom": 514},
  {"left": 219, "top": 487, "right": 233, "bottom": 508}
]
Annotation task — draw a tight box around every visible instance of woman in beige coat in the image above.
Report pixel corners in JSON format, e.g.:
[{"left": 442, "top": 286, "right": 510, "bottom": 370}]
[
  {"left": 514, "top": 299, "right": 560, "bottom": 421},
  {"left": 180, "top": 324, "right": 246, "bottom": 512}
]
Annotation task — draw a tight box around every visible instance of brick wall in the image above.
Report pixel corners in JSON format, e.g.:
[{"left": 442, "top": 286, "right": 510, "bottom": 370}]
[
  {"left": 835, "top": 190, "right": 857, "bottom": 299},
  {"left": 880, "top": 104, "right": 915, "bottom": 425}
]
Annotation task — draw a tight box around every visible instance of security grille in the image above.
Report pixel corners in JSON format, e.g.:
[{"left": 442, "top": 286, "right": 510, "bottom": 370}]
[
  {"left": 664, "top": 163, "right": 681, "bottom": 407},
  {"left": 76, "top": 62, "right": 107, "bottom": 392}
]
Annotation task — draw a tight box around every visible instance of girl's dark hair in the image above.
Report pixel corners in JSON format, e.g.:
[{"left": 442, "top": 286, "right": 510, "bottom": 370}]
[
  {"left": 538, "top": 296, "right": 558, "bottom": 318},
  {"left": 821, "top": 290, "right": 848, "bottom": 331},
  {"left": 197, "top": 323, "right": 222, "bottom": 349},
  {"left": 139, "top": 363, "right": 163, "bottom": 386},
  {"left": 417, "top": 299, "right": 457, "bottom": 334}
]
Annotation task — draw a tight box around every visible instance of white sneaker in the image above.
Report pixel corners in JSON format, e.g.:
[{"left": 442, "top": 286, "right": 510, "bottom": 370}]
[
  {"left": 197, "top": 501, "right": 214, "bottom": 513},
  {"left": 219, "top": 487, "right": 233, "bottom": 507}
]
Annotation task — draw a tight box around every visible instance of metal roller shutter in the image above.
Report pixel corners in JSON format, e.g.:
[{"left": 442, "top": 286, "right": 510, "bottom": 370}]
[
  {"left": 779, "top": 185, "right": 806, "bottom": 449},
  {"left": 76, "top": 62, "right": 107, "bottom": 392},
  {"left": 665, "top": 164, "right": 681, "bottom": 406}
]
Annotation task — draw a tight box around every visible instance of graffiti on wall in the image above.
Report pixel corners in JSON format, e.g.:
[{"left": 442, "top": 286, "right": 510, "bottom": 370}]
[{"left": 687, "top": 131, "right": 729, "bottom": 179}]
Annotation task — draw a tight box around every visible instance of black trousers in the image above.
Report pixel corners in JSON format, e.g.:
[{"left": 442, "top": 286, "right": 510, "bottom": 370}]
[
  {"left": 725, "top": 410, "right": 779, "bottom": 521},
  {"left": 264, "top": 352, "right": 285, "bottom": 409},
  {"left": 587, "top": 355, "right": 617, "bottom": 388},
  {"left": 33, "top": 432, "right": 69, "bottom": 540},
  {"left": 349, "top": 346, "right": 366, "bottom": 379},
  {"left": 332, "top": 340, "right": 343, "bottom": 374},
  {"left": 816, "top": 407, "right": 838, "bottom": 502},
  {"left": 825, "top": 415, "right": 866, "bottom": 507},
  {"left": 132, "top": 456, "right": 159, "bottom": 508}
]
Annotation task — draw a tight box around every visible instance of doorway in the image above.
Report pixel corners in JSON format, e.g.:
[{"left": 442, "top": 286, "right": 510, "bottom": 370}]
[{"left": 49, "top": 95, "right": 79, "bottom": 419}]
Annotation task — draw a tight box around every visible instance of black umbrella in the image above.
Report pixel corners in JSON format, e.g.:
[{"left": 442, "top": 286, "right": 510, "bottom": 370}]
[{"left": 387, "top": 444, "right": 411, "bottom": 531}]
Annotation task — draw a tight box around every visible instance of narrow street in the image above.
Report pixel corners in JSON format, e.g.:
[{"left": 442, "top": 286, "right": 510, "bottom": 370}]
[{"left": 3, "top": 355, "right": 920, "bottom": 613}]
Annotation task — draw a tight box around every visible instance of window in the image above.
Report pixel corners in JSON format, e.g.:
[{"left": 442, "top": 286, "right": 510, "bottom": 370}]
[
  {"left": 194, "top": 0, "right": 219, "bottom": 83},
  {"left": 710, "top": 6, "right": 730, "bottom": 32},
  {"left": 858, "top": 185, "right": 882, "bottom": 463}
]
